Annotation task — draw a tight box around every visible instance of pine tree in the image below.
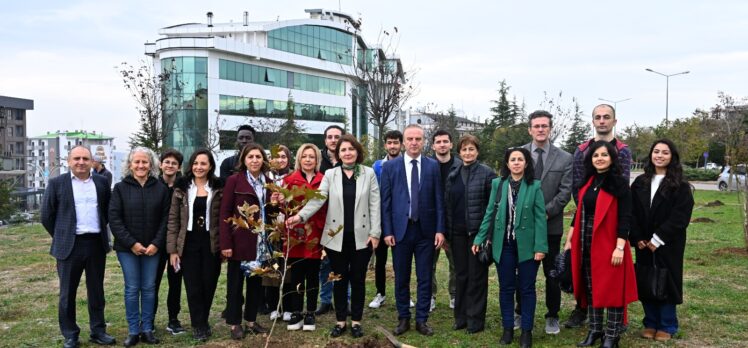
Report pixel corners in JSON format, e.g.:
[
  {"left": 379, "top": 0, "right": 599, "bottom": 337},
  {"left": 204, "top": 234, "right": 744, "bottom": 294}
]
[
  {"left": 275, "top": 93, "right": 307, "bottom": 151},
  {"left": 562, "top": 102, "right": 589, "bottom": 154}
]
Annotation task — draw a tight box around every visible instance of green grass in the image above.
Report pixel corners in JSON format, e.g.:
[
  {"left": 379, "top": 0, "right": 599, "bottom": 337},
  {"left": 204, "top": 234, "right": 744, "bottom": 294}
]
[{"left": 0, "top": 190, "right": 745, "bottom": 347}]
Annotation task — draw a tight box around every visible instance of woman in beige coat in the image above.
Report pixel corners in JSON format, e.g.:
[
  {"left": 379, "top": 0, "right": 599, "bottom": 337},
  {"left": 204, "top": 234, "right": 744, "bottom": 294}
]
[{"left": 286, "top": 134, "right": 381, "bottom": 338}]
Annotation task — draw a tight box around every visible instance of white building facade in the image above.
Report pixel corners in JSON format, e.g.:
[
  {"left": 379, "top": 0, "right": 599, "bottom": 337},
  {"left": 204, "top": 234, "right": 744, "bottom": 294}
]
[
  {"left": 27, "top": 131, "right": 114, "bottom": 189},
  {"left": 147, "top": 9, "right": 387, "bottom": 163}
]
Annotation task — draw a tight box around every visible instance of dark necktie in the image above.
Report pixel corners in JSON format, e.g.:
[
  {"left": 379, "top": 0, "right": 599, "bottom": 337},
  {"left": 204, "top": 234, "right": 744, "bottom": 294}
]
[
  {"left": 534, "top": 148, "right": 544, "bottom": 180},
  {"left": 410, "top": 159, "right": 419, "bottom": 221}
]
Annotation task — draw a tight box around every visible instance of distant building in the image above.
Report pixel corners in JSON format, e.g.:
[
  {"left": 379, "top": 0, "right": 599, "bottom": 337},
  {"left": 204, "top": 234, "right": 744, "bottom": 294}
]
[
  {"left": 145, "top": 8, "right": 402, "bottom": 163},
  {"left": 27, "top": 130, "right": 115, "bottom": 190},
  {"left": 407, "top": 110, "right": 484, "bottom": 138},
  {"left": 0, "top": 96, "right": 33, "bottom": 210}
]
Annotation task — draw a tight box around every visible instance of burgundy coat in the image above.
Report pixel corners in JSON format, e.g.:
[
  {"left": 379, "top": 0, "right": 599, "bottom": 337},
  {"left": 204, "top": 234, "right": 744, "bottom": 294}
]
[
  {"left": 572, "top": 177, "right": 638, "bottom": 308},
  {"left": 219, "top": 172, "right": 274, "bottom": 261},
  {"left": 282, "top": 170, "right": 326, "bottom": 259}
]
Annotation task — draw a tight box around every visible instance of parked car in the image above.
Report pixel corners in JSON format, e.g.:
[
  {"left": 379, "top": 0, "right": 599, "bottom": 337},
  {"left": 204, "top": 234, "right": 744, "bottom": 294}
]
[
  {"left": 718, "top": 165, "right": 746, "bottom": 191},
  {"left": 705, "top": 162, "right": 719, "bottom": 170}
]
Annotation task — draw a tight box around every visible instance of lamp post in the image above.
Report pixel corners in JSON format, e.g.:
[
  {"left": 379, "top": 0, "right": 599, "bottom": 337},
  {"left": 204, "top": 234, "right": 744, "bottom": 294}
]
[
  {"left": 645, "top": 68, "right": 689, "bottom": 122},
  {"left": 597, "top": 97, "right": 632, "bottom": 112}
]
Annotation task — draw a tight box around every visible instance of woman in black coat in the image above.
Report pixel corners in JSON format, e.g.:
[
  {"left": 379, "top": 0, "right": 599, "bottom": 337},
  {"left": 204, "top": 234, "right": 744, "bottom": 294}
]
[
  {"left": 109, "top": 147, "right": 171, "bottom": 347},
  {"left": 630, "top": 139, "right": 694, "bottom": 342},
  {"left": 444, "top": 135, "right": 496, "bottom": 334}
]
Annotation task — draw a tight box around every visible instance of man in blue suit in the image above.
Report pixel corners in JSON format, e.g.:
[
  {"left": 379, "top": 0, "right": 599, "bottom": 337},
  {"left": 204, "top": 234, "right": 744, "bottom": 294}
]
[
  {"left": 41, "top": 146, "right": 115, "bottom": 348},
  {"left": 381, "top": 124, "right": 446, "bottom": 336}
]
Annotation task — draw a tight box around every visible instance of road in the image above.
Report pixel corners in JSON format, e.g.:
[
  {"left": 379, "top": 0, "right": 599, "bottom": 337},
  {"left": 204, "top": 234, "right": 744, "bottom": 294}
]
[{"left": 630, "top": 171, "right": 718, "bottom": 191}]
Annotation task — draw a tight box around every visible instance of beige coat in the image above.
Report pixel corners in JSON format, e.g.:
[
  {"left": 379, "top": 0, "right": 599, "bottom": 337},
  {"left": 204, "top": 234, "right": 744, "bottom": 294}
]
[
  {"left": 166, "top": 184, "right": 223, "bottom": 256},
  {"left": 298, "top": 166, "right": 381, "bottom": 252}
]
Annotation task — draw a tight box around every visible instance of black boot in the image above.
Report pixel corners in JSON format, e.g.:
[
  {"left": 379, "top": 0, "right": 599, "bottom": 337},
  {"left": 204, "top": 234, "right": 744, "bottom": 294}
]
[
  {"left": 600, "top": 336, "right": 619, "bottom": 348},
  {"left": 520, "top": 330, "right": 532, "bottom": 348},
  {"left": 577, "top": 331, "right": 603, "bottom": 347},
  {"left": 500, "top": 328, "right": 513, "bottom": 345}
]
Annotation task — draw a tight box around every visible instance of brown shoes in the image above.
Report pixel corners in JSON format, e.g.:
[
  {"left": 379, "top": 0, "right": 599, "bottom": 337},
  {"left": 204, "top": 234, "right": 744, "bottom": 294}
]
[
  {"left": 654, "top": 331, "right": 672, "bottom": 342},
  {"left": 245, "top": 322, "right": 269, "bottom": 335},
  {"left": 640, "top": 328, "right": 656, "bottom": 339},
  {"left": 230, "top": 325, "right": 244, "bottom": 340}
]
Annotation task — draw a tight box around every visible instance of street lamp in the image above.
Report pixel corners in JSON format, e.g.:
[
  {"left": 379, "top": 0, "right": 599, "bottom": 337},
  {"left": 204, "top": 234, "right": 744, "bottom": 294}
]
[
  {"left": 597, "top": 97, "right": 632, "bottom": 112},
  {"left": 645, "top": 68, "right": 690, "bottom": 122}
]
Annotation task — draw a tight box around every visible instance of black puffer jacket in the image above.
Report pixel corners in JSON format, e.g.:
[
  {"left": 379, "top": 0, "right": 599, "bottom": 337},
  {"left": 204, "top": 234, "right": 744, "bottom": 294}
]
[
  {"left": 444, "top": 161, "right": 497, "bottom": 239},
  {"left": 109, "top": 175, "right": 171, "bottom": 252}
]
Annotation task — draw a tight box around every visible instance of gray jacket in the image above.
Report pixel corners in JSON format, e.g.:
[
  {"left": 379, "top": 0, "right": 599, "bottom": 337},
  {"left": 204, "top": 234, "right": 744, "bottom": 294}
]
[{"left": 522, "top": 142, "right": 573, "bottom": 236}]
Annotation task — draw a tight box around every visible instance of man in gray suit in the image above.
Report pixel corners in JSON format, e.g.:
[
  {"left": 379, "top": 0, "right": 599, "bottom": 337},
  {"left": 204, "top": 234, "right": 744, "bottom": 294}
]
[
  {"left": 516, "top": 110, "right": 573, "bottom": 335},
  {"left": 41, "top": 146, "right": 115, "bottom": 348}
]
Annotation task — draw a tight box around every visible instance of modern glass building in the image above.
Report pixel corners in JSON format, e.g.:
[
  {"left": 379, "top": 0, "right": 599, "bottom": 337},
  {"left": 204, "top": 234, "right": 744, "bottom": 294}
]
[{"left": 147, "top": 9, "right": 397, "bottom": 163}]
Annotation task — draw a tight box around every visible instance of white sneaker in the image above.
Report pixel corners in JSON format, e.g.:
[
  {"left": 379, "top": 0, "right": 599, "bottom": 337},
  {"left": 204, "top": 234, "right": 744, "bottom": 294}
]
[
  {"left": 270, "top": 310, "right": 280, "bottom": 321},
  {"left": 282, "top": 311, "right": 292, "bottom": 322},
  {"left": 286, "top": 313, "right": 303, "bottom": 331},
  {"left": 429, "top": 297, "right": 436, "bottom": 312},
  {"left": 513, "top": 313, "right": 521, "bottom": 330},
  {"left": 449, "top": 297, "right": 455, "bottom": 309},
  {"left": 409, "top": 299, "right": 415, "bottom": 308},
  {"left": 369, "top": 293, "right": 386, "bottom": 309}
]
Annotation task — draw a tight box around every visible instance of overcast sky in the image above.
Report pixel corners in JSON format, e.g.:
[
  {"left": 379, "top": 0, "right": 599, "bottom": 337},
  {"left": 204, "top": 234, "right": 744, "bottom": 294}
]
[{"left": 2, "top": 0, "right": 747, "bottom": 150}]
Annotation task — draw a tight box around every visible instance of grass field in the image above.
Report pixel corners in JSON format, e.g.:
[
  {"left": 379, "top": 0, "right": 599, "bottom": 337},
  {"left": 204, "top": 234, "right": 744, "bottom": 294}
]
[{"left": 1, "top": 190, "right": 746, "bottom": 347}]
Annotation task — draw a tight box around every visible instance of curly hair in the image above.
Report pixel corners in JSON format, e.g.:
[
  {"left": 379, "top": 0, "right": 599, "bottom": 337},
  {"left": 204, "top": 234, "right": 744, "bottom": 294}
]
[{"left": 122, "top": 147, "right": 161, "bottom": 179}]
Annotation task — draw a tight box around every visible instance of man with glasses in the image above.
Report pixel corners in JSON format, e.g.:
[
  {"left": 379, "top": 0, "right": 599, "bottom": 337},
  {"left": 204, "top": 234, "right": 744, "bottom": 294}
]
[{"left": 516, "top": 111, "right": 572, "bottom": 335}]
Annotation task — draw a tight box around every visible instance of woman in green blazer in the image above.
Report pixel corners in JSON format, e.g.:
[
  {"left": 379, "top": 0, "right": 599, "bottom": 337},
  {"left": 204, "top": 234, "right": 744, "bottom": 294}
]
[{"left": 472, "top": 147, "right": 547, "bottom": 348}]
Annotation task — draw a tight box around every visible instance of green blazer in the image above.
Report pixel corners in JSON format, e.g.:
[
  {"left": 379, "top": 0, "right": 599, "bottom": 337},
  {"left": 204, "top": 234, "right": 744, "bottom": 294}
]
[{"left": 473, "top": 177, "right": 548, "bottom": 263}]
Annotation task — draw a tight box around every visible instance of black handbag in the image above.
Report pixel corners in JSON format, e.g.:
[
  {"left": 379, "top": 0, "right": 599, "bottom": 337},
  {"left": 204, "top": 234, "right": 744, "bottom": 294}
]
[
  {"left": 477, "top": 178, "right": 505, "bottom": 266},
  {"left": 551, "top": 249, "right": 573, "bottom": 293},
  {"left": 635, "top": 252, "right": 669, "bottom": 301}
]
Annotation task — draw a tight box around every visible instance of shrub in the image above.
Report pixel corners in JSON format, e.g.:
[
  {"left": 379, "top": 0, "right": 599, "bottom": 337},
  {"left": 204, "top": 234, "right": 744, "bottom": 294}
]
[{"left": 684, "top": 168, "right": 720, "bottom": 181}]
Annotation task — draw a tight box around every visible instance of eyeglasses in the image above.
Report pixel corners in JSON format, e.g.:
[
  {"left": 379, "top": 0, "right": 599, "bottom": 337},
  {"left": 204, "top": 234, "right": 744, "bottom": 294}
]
[{"left": 531, "top": 124, "right": 550, "bottom": 129}]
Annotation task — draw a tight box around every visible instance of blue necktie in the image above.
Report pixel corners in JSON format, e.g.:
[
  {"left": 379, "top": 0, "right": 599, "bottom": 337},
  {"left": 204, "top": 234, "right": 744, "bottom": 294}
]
[{"left": 410, "top": 159, "right": 419, "bottom": 221}]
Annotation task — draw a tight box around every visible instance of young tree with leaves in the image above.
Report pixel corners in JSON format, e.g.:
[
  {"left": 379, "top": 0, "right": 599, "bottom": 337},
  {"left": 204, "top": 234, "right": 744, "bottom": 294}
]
[{"left": 119, "top": 60, "right": 174, "bottom": 152}]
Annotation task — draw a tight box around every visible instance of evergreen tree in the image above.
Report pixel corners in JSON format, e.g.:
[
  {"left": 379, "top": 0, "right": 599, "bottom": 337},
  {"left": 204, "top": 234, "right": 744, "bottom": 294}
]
[
  {"left": 562, "top": 102, "right": 589, "bottom": 154},
  {"left": 275, "top": 93, "right": 307, "bottom": 151},
  {"left": 479, "top": 80, "right": 530, "bottom": 169}
]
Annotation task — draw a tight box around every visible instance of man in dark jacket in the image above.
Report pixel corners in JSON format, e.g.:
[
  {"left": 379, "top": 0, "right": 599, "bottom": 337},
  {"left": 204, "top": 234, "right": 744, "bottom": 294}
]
[
  {"left": 92, "top": 154, "right": 113, "bottom": 189},
  {"left": 519, "top": 110, "right": 573, "bottom": 334},
  {"left": 220, "top": 125, "right": 256, "bottom": 180},
  {"left": 430, "top": 129, "right": 461, "bottom": 312},
  {"left": 41, "top": 146, "right": 116, "bottom": 348},
  {"left": 319, "top": 125, "right": 344, "bottom": 173}
]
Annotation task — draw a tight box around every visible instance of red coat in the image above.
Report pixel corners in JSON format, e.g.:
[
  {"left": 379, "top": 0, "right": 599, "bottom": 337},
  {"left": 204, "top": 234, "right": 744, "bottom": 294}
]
[
  {"left": 282, "top": 170, "right": 326, "bottom": 259},
  {"left": 572, "top": 177, "right": 638, "bottom": 308},
  {"left": 219, "top": 172, "right": 274, "bottom": 261}
]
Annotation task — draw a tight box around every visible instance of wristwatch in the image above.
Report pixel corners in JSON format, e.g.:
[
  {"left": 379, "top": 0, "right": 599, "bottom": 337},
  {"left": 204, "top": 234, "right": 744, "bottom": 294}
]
[{"left": 616, "top": 246, "right": 624, "bottom": 251}]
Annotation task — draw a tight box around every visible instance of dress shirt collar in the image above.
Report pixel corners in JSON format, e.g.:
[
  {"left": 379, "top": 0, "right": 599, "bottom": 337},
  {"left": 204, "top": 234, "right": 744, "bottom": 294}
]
[{"left": 71, "top": 171, "right": 92, "bottom": 183}]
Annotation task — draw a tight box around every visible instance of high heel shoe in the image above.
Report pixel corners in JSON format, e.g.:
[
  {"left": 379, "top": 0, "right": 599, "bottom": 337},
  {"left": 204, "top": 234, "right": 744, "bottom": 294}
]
[{"left": 577, "top": 330, "right": 603, "bottom": 347}]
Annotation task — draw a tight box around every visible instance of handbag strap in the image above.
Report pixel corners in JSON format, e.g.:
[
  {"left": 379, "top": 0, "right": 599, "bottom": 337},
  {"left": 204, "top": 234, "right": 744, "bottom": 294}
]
[{"left": 486, "top": 177, "right": 506, "bottom": 243}]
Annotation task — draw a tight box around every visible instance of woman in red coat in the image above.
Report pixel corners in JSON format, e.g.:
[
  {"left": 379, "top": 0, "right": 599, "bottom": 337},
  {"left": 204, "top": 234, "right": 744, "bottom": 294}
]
[
  {"left": 564, "top": 141, "right": 637, "bottom": 348},
  {"left": 219, "top": 143, "right": 279, "bottom": 340},
  {"left": 281, "top": 143, "right": 327, "bottom": 332}
]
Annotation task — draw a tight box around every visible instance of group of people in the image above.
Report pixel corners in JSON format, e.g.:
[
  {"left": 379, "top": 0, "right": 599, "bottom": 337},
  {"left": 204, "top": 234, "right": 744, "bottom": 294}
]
[{"left": 41, "top": 103, "right": 694, "bottom": 348}]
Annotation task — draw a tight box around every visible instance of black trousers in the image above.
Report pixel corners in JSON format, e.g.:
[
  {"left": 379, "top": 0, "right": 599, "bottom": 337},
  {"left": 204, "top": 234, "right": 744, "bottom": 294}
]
[
  {"left": 326, "top": 245, "right": 371, "bottom": 321},
  {"left": 515, "top": 234, "right": 562, "bottom": 318},
  {"left": 452, "top": 234, "right": 488, "bottom": 330},
  {"left": 155, "top": 251, "right": 183, "bottom": 321},
  {"left": 181, "top": 247, "right": 221, "bottom": 330},
  {"left": 285, "top": 258, "right": 321, "bottom": 313},
  {"left": 226, "top": 260, "right": 262, "bottom": 325},
  {"left": 56, "top": 234, "right": 107, "bottom": 339},
  {"left": 373, "top": 242, "right": 389, "bottom": 295}
]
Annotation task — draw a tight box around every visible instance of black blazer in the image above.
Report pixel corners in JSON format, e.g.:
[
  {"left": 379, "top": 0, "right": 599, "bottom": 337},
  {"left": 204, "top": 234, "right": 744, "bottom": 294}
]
[
  {"left": 630, "top": 176, "right": 694, "bottom": 304},
  {"left": 41, "top": 173, "right": 112, "bottom": 260}
]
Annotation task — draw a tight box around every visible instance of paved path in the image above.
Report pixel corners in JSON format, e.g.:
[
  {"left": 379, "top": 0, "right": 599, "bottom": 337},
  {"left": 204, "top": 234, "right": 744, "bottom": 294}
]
[{"left": 630, "top": 171, "right": 718, "bottom": 191}]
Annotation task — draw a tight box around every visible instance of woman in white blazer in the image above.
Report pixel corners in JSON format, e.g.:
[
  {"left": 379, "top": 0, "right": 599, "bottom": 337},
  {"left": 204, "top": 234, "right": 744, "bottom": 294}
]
[{"left": 286, "top": 134, "right": 381, "bottom": 339}]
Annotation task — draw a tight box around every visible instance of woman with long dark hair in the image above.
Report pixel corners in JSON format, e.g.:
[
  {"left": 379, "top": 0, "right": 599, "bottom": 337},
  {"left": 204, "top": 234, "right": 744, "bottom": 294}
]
[
  {"left": 564, "top": 141, "right": 638, "bottom": 348},
  {"left": 630, "top": 139, "right": 693, "bottom": 342},
  {"left": 472, "top": 147, "right": 547, "bottom": 348},
  {"left": 166, "top": 149, "right": 223, "bottom": 341},
  {"left": 445, "top": 135, "right": 496, "bottom": 334}
]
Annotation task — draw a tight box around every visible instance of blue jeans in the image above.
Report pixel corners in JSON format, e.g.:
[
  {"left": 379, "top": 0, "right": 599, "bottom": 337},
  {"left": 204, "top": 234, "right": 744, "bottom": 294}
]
[
  {"left": 497, "top": 239, "right": 539, "bottom": 331},
  {"left": 318, "top": 257, "right": 333, "bottom": 305},
  {"left": 117, "top": 251, "right": 160, "bottom": 334},
  {"left": 642, "top": 301, "right": 678, "bottom": 335}
]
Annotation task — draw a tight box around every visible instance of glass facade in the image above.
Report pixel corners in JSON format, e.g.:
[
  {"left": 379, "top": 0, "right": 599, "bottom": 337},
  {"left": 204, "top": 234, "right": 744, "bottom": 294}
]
[
  {"left": 161, "top": 57, "right": 208, "bottom": 156},
  {"left": 219, "top": 94, "right": 346, "bottom": 123},
  {"left": 268, "top": 25, "right": 353, "bottom": 65},
  {"left": 219, "top": 59, "right": 346, "bottom": 96}
]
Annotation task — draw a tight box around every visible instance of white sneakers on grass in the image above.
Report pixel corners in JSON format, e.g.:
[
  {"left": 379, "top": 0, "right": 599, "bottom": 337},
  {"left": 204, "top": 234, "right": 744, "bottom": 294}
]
[{"left": 369, "top": 293, "right": 386, "bottom": 308}]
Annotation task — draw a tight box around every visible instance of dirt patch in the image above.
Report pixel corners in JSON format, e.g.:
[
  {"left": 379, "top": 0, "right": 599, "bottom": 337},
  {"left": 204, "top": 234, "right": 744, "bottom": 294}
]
[
  {"left": 691, "top": 217, "right": 716, "bottom": 223},
  {"left": 705, "top": 200, "right": 724, "bottom": 207},
  {"left": 325, "top": 337, "right": 391, "bottom": 348},
  {"left": 714, "top": 247, "right": 748, "bottom": 257}
]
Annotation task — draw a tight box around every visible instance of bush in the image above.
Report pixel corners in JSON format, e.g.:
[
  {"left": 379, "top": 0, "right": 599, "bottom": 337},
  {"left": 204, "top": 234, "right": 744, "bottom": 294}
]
[{"left": 684, "top": 168, "right": 720, "bottom": 181}]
